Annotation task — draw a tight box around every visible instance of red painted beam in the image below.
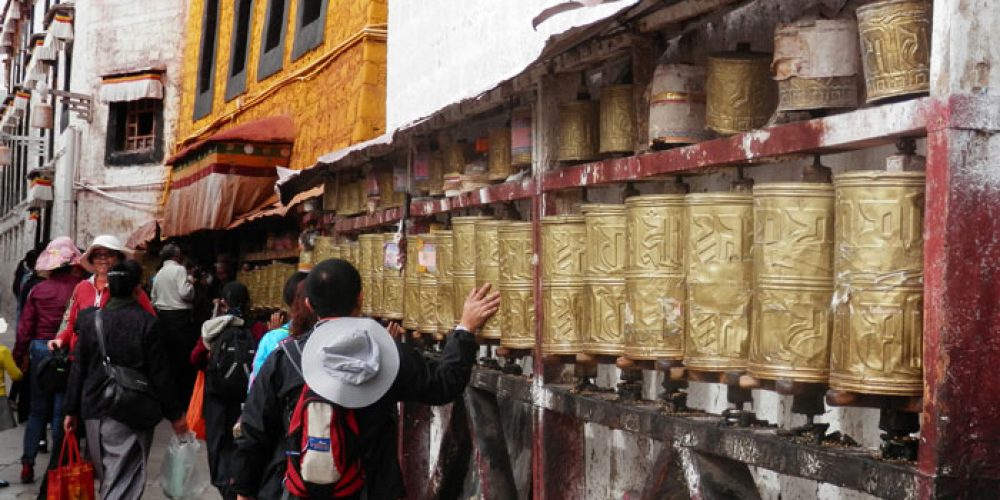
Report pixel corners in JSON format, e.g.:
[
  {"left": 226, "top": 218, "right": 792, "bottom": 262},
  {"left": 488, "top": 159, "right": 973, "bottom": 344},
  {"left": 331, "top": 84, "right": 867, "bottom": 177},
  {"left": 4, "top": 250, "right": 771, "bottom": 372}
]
[
  {"left": 542, "top": 96, "right": 935, "bottom": 192},
  {"left": 333, "top": 206, "right": 402, "bottom": 232}
]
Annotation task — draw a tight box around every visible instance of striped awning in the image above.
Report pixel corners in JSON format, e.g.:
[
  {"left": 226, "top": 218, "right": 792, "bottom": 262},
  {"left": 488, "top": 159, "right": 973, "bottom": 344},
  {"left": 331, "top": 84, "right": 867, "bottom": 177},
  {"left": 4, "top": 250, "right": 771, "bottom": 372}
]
[{"left": 99, "top": 70, "right": 164, "bottom": 103}]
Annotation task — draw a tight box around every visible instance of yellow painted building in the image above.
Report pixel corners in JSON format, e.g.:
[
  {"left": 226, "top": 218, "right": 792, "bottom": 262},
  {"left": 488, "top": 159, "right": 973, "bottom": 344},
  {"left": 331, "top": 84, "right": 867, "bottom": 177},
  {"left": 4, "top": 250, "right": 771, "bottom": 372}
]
[{"left": 175, "top": 0, "right": 387, "bottom": 169}]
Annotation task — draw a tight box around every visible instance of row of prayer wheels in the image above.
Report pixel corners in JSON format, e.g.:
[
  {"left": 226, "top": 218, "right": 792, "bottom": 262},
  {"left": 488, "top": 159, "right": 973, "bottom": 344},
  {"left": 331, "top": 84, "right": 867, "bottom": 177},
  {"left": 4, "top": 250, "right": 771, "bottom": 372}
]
[
  {"left": 243, "top": 262, "right": 297, "bottom": 310},
  {"left": 346, "top": 167, "right": 924, "bottom": 397}
]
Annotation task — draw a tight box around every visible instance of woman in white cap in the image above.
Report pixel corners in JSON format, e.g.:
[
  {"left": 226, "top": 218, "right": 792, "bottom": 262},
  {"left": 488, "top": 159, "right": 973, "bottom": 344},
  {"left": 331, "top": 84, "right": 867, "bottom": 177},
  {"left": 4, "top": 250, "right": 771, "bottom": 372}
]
[{"left": 48, "top": 235, "right": 156, "bottom": 358}]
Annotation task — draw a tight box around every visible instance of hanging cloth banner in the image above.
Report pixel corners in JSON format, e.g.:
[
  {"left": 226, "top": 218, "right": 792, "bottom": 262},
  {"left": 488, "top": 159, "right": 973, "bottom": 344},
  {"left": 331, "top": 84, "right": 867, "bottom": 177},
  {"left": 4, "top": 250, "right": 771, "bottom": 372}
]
[
  {"left": 35, "top": 34, "right": 57, "bottom": 62},
  {"left": 13, "top": 90, "right": 30, "bottom": 112},
  {"left": 27, "top": 176, "right": 54, "bottom": 208},
  {"left": 50, "top": 12, "right": 74, "bottom": 41},
  {"left": 99, "top": 71, "right": 164, "bottom": 103}
]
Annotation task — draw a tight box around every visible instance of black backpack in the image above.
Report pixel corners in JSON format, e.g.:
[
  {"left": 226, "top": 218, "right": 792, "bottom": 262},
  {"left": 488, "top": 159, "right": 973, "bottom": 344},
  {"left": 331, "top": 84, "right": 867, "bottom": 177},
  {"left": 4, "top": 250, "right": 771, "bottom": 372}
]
[{"left": 205, "top": 325, "right": 257, "bottom": 401}]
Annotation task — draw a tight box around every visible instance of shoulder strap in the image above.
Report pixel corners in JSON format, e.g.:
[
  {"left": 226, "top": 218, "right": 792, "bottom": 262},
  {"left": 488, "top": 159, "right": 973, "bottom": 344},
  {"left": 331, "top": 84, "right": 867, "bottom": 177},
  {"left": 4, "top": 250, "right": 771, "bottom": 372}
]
[
  {"left": 94, "top": 309, "right": 110, "bottom": 362},
  {"left": 279, "top": 339, "right": 304, "bottom": 378}
]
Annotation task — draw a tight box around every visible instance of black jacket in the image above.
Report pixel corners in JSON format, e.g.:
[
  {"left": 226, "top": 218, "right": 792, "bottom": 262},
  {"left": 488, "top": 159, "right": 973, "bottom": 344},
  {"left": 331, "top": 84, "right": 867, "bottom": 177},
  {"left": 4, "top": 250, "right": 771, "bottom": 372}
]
[
  {"left": 231, "top": 326, "right": 480, "bottom": 499},
  {"left": 64, "top": 299, "right": 184, "bottom": 422}
]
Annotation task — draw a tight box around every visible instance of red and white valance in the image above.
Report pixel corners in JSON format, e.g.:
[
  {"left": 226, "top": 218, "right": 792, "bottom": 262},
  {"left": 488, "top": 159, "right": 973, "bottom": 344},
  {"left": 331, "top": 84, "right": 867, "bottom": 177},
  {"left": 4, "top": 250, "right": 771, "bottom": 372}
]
[
  {"left": 99, "top": 71, "right": 164, "bottom": 103},
  {"left": 50, "top": 11, "right": 73, "bottom": 41}
]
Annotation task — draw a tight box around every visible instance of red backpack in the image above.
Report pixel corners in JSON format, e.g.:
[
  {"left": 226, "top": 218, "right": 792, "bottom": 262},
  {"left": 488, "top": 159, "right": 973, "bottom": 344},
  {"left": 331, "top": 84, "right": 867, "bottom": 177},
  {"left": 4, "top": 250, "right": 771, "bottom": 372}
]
[{"left": 280, "top": 340, "right": 365, "bottom": 498}]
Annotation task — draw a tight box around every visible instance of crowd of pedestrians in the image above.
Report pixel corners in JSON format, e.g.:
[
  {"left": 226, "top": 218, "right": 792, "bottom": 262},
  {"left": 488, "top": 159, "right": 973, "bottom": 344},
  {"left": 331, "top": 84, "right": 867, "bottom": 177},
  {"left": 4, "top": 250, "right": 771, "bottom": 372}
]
[{"left": 4, "top": 233, "right": 499, "bottom": 499}]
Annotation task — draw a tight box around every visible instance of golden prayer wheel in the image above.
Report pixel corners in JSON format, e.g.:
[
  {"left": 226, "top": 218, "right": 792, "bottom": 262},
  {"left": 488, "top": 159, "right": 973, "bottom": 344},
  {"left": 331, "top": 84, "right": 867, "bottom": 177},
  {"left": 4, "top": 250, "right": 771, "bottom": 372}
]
[
  {"left": 510, "top": 107, "right": 532, "bottom": 167},
  {"left": 377, "top": 169, "right": 403, "bottom": 208},
  {"left": 488, "top": 127, "right": 513, "bottom": 181},
  {"left": 498, "top": 222, "right": 535, "bottom": 350},
  {"left": 541, "top": 215, "right": 587, "bottom": 355},
  {"left": 299, "top": 248, "right": 314, "bottom": 272},
  {"left": 417, "top": 233, "right": 439, "bottom": 335},
  {"left": 433, "top": 229, "right": 455, "bottom": 337},
  {"left": 428, "top": 152, "right": 445, "bottom": 196},
  {"left": 358, "top": 235, "right": 375, "bottom": 317},
  {"left": 773, "top": 19, "right": 860, "bottom": 111},
  {"left": 557, "top": 100, "right": 599, "bottom": 162},
  {"left": 381, "top": 233, "right": 404, "bottom": 320},
  {"left": 624, "top": 195, "right": 686, "bottom": 361},
  {"left": 582, "top": 204, "right": 627, "bottom": 356},
  {"left": 684, "top": 193, "right": 754, "bottom": 371},
  {"left": 475, "top": 220, "right": 503, "bottom": 340},
  {"left": 649, "top": 63, "right": 710, "bottom": 147},
  {"left": 451, "top": 216, "right": 491, "bottom": 274},
  {"left": 314, "top": 236, "right": 335, "bottom": 262},
  {"left": 402, "top": 237, "right": 420, "bottom": 330},
  {"left": 706, "top": 45, "right": 777, "bottom": 135},
  {"left": 445, "top": 141, "right": 467, "bottom": 175},
  {"left": 830, "top": 171, "right": 924, "bottom": 396},
  {"left": 748, "top": 184, "right": 834, "bottom": 382},
  {"left": 599, "top": 84, "right": 636, "bottom": 155},
  {"left": 857, "top": 0, "right": 931, "bottom": 103}
]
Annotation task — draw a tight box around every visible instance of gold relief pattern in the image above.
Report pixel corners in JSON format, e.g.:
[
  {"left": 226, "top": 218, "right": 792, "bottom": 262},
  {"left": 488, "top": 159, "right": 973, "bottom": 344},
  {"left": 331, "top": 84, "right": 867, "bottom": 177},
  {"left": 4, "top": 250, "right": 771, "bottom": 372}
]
[
  {"left": 778, "top": 77, "right": 858, "bottom": 111},
  {"left": 625, "top": 196, "right": 686, "bottom": 273},
  {"left": 749, "top": 285, "right": 832, "bottom": 382},
  {"left": 753, "top": 185, "right": 835, "bottom": 282},
  {"left": 541, "top": 217, "right": 587, "bottom": 282},
  {"left": 557, "top": 100, "right": 599, "bottom": 162},
  {"left": 452, "top": 217, "right": 490, "bottom": 274},
  {"left": 488, "top": 128, "right": 513, "bottom": 181},
  {"left": 583, "top": 205, "right": 627, "bottom": 275},
  {"left": 584, "top": 281, "right": 627, "bottom": 356},
  {"left": 433, "top": 230, "right": 453, "bottom": 279},
  {"left": 418, "top": 278, "right": 439, "bottom": 334},
  {"left": 437, "top": 279, "right": 455, "bottom": 335},
  {"left": 499, "top": 223, "right": 533, "bottom": 284},
  {"left": 475, "top": 221, "right": 502, "bottom": 286},
  {"left": 500, "top": 287, "right": 535, "bottom": 350},
  {"left": 684, "top": 283, "right": 751, "bottom": 371},
  {"left": 830, "top": 284, "right": 923, "bottom": 395},
  {"left": 452, "top": 274, "right": 477, "bottom": 327},
  {"left": 402, "top": 274, "right": 420, "bottom": 330},
  {"left": 542, "top": 285, "right": 586, "bottom": 354},
  {"left": 857, "top": 0, "right": 931, "bottom": 103},
  {"left": 706, "top": 52, "right": 777, "bottom": 135},
  {"left": 382, "top": 274, "right": 404, "bottom": 320},
  {"left": 624, "top": 276, "right": 685, "bottom": 360},
  {"left": 599, "top": 85, "right": 636, "bottom": 154}
]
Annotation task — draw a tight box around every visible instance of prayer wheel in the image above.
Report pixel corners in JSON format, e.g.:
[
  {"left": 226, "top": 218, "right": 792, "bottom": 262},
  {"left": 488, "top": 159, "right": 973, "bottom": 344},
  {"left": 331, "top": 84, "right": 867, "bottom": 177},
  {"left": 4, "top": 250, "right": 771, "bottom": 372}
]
[
  {"left": 368, "top": 234, "right": 386, "bottom": 317},
  {"left": 402, "top": 237, "right": 420, "bottom": 330},
  {"left": 857, "top": 0, "right": 931, "bottom": 103},
  {"left": 498, "top": 222, "right": 535, "bottom": 350},
  {"left": 428, "top": 151, "right": 445, "bottom": 196},
  {"left": 830, "top": 171, "right": 924, "bottom": 396},
  {"left": 475, "top": 219, "right": 504, "bottom": 340},
  {"left": 488, "top": 127, "right": 513, "bottom": 181},
  {"left": 582, "top": 204, "right": 627, "bottom": 356},
  {"left": 451, "top": 216, "right": 492, "bottom": 327},
  {"left": 684, "top": 193, "right": 754, "bottom": 371},
  {"left": 706, "top": 45, "right": 777, "bottom": 135},
  {"left": 433, "top": 229, "right": 455, "bottom": 337},
  {"left": 358, "top": 235, "right": 372, "bottom": 316},
  {"left": 748, "top": 184, "right": 835, "bottom": 383},
  {"left": 510, "top": 107, "right": 532, "bottom": 167},
  {"left": 417, "top": 233, "right": 439, "bottom": 335},
  {"left": 773, "top": 19, "right": 860, "bottom": 111},
  {"left": 381, "top": 233, "right": 404, "bottom": 320},
  {"left": 314, "top": 236, "right": 336, "bottom": 262},
  {"left": 599, "top": 84, "right": 635, "bottom": 155},
  {"left": 649, "top": 63, "right": 710, "bottom": 147},
  {"left": 624, "top": 195, "right": 686, "bottom": 361},
  {"left": 557, "top": 100, "right": 599, "bottom": 162},
  {"left": 445, "top": 141, "right": 467, "bottom": 175},
  {"left": 299, "top": 248, "right": 314, "bottom": 272},
  {"left": 541, "top": 215, "right": 587, "bottom": 355}
]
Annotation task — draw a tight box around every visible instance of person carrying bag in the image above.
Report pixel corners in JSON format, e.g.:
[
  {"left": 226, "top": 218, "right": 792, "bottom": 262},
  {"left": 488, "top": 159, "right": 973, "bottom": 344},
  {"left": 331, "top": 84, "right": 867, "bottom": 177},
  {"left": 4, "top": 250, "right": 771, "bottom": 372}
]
[
  {"left": 92, "top": 310, "right": 162, "bottom": 430},
  {"left": 46, "top": 430, "right": 94, "bottom": 500}
]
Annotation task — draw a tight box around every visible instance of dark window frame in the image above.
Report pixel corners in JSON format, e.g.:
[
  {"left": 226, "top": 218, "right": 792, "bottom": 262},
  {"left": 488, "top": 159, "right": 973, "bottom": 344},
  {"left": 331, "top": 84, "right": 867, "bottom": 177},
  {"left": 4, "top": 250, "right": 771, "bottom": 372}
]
[
  {"left": 194, "top": 0, "right": 221, "bottom": 120},
  {"left": 291, "top": 0, "right": 328, "bottom": 61},
  {"left": 257, "top": 0, "right": 290, "bottom": 81},
  {"left": 225, "top": 0, "right": 255, "bottom": 101},
  {"left": 106, "top": 99, "right": 164, "bottom": 166}
]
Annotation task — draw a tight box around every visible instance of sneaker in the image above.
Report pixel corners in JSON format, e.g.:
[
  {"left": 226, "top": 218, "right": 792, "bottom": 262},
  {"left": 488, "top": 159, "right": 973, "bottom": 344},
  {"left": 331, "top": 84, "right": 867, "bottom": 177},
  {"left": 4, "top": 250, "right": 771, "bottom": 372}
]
[
  {"left": 20, "top": 463, "right": 33, "bottom": 484},
  {"left": 0, "top": 479, "right": 9, "bottom": 487},
  {"left": 38, "top": 440, "right": 47, "bottom": 454}
]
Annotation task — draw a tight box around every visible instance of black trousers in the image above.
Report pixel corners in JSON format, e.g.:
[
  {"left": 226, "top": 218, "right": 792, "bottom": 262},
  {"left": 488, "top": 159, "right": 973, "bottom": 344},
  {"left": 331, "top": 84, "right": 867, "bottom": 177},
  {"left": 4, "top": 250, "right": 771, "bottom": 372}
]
[
  {"left": 156, "top": 309, "right": 199, "bottom": 405},
  {"left": 203, "top": 394, "right": 242, "bottom": 500}
]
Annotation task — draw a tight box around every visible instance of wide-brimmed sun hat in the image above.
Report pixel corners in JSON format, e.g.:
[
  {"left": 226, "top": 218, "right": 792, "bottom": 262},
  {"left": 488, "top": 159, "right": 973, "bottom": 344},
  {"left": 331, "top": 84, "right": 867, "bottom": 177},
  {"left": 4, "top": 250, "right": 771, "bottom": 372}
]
[
  {"left": 301, "top": 317, "right": 400, "bottom": 409},
  {"left": 79, "top": 234, "right": 132, "bottom": 273},
  {"left": 34, "top": 237, "right": 82, "bottom": 272}
]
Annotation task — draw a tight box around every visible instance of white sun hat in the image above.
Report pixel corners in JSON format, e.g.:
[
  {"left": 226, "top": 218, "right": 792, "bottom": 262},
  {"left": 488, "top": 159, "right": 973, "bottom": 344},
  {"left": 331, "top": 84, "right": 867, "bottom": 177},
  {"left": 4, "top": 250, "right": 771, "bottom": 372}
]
[
  {"left": 301, "top": 317, "right": 401, "bottom": 409},
  {"left": 79, "top": 234, "right": 132, "bottom": 273}
]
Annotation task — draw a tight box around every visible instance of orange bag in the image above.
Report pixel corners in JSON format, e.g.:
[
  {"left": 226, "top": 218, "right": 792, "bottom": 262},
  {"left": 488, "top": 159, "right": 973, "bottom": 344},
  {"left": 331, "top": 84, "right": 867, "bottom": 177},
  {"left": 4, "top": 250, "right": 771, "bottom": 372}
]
[
  {"left": 47, "top": 431, "right": 95, "bottom": 500},
  {"left": 186, "top": 371, "right": 207, "bottom": 440}
]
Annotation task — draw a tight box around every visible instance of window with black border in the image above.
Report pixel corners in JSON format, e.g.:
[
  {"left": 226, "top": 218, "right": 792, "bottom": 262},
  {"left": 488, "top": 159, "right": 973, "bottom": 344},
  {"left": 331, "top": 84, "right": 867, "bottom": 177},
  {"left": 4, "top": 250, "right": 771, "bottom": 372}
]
[
  {"left": 194, "top": 0, "right": 221, "bottom": 119},
  {"left": 225, "top": 0, "right": 255, "bottom": 101},
  {"left": 291, "top": 0, "right": 328, "bottom": 61},
  {"left": 258, "top": 0, "right": 290, "bottom": 81},
  {"left": 106, "top": 99, "right": 164, "bottom": 166}
]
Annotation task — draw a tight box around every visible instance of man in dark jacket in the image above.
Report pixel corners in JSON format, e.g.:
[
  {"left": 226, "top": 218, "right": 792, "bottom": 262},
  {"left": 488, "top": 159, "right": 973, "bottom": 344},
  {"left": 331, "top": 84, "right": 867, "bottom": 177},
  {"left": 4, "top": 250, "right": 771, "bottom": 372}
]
[{"left": 232, "top": 258, "right": 499, "bottom": 500}]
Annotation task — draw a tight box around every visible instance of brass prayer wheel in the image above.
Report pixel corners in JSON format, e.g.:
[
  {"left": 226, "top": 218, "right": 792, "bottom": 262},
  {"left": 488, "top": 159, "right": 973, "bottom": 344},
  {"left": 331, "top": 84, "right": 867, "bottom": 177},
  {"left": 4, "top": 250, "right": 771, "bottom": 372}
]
[
  {"left": 381, "top": 233, "right": 404, "bottom": 320},
  {"left": 417, "top": 233, "right": 439, "bottom": 335},
  {"left": 402, "top": 237, "right": 420, "bottom": 330},
  {"left": 475, "top": 220, "right": 504, "bottom": 340},
  {"left": 488, "top": 127, "right": 512, "bottom": 181},
  {"left": 599, "top": 84, "right": 635, "bottom": 155},
  {"left": 369, "top": 234, "right": 386, "bottom": 317},
  {"left": 541, "top": 215, "right": 587, "bottom": 355},
  {"left": 830, "top": 171, "right": 924, "bottom": 396},
  {"left": 314, "top": 236, "right": 336, "bottom": 262},
  {"left": 624, "top": 195, "right": 686, "bottom": 361},
  {"left": 748, "top": 184, "right": 835, "bottom": 383},
  {"left": 433, "top": 229, "right": 455, "bottom": 336},
  {"left": 557, "top": 100, "right": 599, "bottom": 162},
  {"left": 428, "top": 152, "right": 445, "bottom": 196},
  {"left": 649, "top": 63, "right": 710, "bottom": 147},
  {"left": 684, "top": 193, "right": 754, "bottom": 371},
  {"left": 358, "top": 235, "right": 373, "bottom": 316},
  {"left": 706, "top": 46, "right": 777, "bottom": 135},
  {"left": 498, "top": 222, "right": 535, "bottom": 350},
  {"left": 445, "top": 141, "right": 467, "bottom": 175},
  {"left": 857, "top": 0, "right": 931, "bottom": 103},
  {"left": 451, "top": 216, "right": 491, "bottom": 274},
  {"left": 510, "top": 107, "right": 532, "bottom": 167},
  {"left": 582, "top": 204, "right": 627, "bottom": 356},
  {"left": 773, "top": 19, "right": 860, "bottom": 111}
]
